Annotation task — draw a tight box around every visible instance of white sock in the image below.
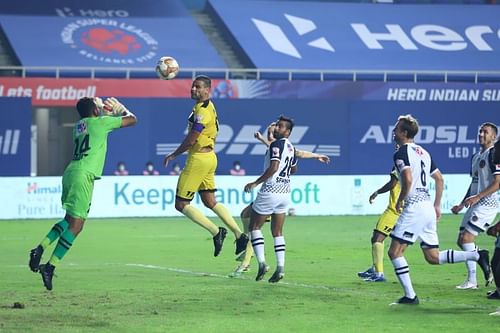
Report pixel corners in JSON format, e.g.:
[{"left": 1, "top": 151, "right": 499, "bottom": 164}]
[
  {"left": 439, "top": 249, "right": 479, "bottom": 264},
  {"left": 392, "top": 256, "right": 416, "bottom": 299},
  {"left": 462, "top": 242, "right": 477, "bottom": 283},
  {"left": 273, "top": 236, "right": 285, "bottom": 268},
  {"left": 251, "top": 230, "right": 265, "bottom": 264}
]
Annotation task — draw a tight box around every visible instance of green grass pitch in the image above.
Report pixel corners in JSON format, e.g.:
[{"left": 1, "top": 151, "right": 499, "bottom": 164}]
[{"left": 0, "top": 215, "right": 498, "bottom": 332}]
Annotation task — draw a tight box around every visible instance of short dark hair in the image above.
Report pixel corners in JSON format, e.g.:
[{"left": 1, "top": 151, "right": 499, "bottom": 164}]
[
  {"left": 194, "top": 75, "right": 211, "bottom": 88},
  {"left": 76, "top": 97, "right": 96, "bottom": 118},
  {"left": 277, "top": 115, "right": 295, "bottom": 133},
  {"left": 480, "top": 122, "right": 498, "bottom": 136}
]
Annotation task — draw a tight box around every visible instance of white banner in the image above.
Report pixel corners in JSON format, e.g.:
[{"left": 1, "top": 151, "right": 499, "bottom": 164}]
[{"left": 0, "top": 174, "right": 497, "bottom": 219}]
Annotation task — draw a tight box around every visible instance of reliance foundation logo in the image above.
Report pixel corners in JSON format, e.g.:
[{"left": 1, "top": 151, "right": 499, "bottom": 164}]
[{"left": 61, "top": 19, "right": 158, "bottom": 65}]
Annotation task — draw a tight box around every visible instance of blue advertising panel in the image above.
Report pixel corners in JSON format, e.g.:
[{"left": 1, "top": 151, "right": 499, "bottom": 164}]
[
  {"left": 103, "top": 96, "right": 496, "bottom": 176},
  {"left": 0, "top": 98, "right": 31, "bottom": 176},
  {"left": 0, "top": 15, "right": 226, "bottom": 68},
  {"left": 209, "top": 0, "right": 500, "bottom": 70},
  {"left": 348, "top": 101, "right": 497, "bottom": 174},
  {"left": 104, "top": 98, "right": 346, "bottom": 176},
  {"left": 0, "top": 0, "right": 189, "bottom": 17}
]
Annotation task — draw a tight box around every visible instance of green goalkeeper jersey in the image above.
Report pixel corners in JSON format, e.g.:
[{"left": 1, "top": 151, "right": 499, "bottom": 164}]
[{"left": 65, "top": 116, "right": 122, "bottom": 178}]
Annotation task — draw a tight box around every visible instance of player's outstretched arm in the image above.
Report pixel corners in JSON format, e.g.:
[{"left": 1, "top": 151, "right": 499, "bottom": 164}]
[
  {"left": 295, "top": 149, "right": 330, "bottom": 164},
  {"left": 254, "top": 131, "right": 270, "bottom": 147}
]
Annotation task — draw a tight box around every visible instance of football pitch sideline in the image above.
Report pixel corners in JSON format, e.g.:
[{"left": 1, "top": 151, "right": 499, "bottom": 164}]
[{"left": 0, "top": 216, "right": 498, "bottom": 333}]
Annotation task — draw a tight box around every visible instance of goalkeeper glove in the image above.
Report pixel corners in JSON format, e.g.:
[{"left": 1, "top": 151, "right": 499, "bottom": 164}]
[
  {"left": 93, "top": 97, "right": 106, "bottom": 115},
  {"left": 104, "top": 97, "right": 129, "bottom": 116}
]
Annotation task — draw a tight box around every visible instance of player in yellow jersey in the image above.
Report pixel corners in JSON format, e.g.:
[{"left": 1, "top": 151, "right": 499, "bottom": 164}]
[
  {"left": 163, "top": 75, "right": 248, "bottom": 257},
  {"left": 28, "top": 97, "right": 137, "bottom": 290},
  {"left": 358, "top": 161, "right": 400, "bottom": 282}
]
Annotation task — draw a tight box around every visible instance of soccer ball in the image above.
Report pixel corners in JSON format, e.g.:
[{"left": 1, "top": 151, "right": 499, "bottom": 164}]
[{"left": 155, "top": 56, "right": 179, "bottom": 80}]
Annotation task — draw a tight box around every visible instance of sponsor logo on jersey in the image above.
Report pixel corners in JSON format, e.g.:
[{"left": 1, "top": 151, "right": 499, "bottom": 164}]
[{"left": 76, "top": 122, "right": 87, "bottom": 135}]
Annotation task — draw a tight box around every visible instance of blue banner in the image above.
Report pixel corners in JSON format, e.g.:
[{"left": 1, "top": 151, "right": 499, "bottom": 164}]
[
  {"left": 0, "top": 98, "right": 31, "bottom": 176},
  {"left": 103, "top": 97, "right": 497, "bottom": 176},
  {"left": 0, "top": 0, "right": 189, "bottom": 17},
  {"left": 209, "top": 0, "right": 500, "bottom": 70},
  {"left": 0, "top": 15, "right": 226, "bottom": 68}
]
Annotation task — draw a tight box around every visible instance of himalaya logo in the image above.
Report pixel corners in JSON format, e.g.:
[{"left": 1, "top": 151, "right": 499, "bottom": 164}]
[
  {"left": 156, "top": 125, "right": 340, "bottom": 156},
  {"left": 26, "top": 182, "right": 62, "bottom": 194},
  {"left": 0, "top": 129, "right": 20, "bottom": 155},
  {"left": 252, "top": 14, "right": 335, "bottom": 59}
]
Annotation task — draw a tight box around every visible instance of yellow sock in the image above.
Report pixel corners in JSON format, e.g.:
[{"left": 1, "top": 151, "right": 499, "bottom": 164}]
[
  {"left": 182, "top": 205, "right": 219, "bottom": 236},
  {"left": 212, "top": 203, "right": 242, "bottom": 237},
  {"left": 48, "top": 256, "right": 61, "bottom": 267},
  {"left": 372, "top": 242, "right": 384, "bottom": 273},
  {"left": 241, "top": 241, "right": 254, "bottom": 266}
]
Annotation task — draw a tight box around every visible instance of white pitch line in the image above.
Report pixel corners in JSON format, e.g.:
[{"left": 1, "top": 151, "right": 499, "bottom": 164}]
[
  {"left": 125, "top": 263, "right": 493, "bottom": 310},
  {"left": 8, "top": 262, "right": 495, "bottom": 311}
]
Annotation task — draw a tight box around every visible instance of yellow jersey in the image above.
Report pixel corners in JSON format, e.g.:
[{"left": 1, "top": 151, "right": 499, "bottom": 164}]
[
  {"left": 388, "top": 167, "right": 401, "bottom": 214},
  {"left": 188, "top": 99, "right": 219, "bottom": 154}
]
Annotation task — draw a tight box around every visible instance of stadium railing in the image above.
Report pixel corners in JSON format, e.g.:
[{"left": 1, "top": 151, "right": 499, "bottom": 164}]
[{"left": 1, "top": 66, "right": 500, "bottom": 83}]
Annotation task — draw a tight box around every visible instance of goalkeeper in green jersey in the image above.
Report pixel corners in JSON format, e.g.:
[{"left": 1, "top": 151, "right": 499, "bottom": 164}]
[{"left": 28, "top": 97, "right": 137, "bottom": 290}]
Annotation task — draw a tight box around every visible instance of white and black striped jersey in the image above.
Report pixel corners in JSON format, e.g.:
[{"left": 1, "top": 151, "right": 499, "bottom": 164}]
[
  {"left": 394, "top": 143, "right": 439, "bottom": 206},
  {"left": 259, "top": 138, "right": 297, "bottom": 194},
  {"left": 470, "top": 146, "right": 500, "bottom": 208}
]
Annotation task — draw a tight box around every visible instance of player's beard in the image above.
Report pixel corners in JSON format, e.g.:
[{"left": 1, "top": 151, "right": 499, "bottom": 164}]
[{"left": 273, "top": 130, "right": 283, "bottom": 139}]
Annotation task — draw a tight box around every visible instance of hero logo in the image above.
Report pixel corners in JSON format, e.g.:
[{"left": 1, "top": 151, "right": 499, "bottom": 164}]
[
  {"left": 56, "top": 7, "right": 129, "bottom": 18},
  {"left": 156, "top": 125, "right": 340, "bottom": 157},
  {"left": 252, "top": 14, "right": 335, "bottom": 58},
  {"left": 352, "top": 24, "right": 500, "bottom": 51},
  {"left": 0, "top": 129, "right": 20, "bottom": 155},
  {"left": 361, "top": 125, "right": 479, "bottom": 158},
  {"left": 254, "top": 14, "right": 500, "bottom": 57}
]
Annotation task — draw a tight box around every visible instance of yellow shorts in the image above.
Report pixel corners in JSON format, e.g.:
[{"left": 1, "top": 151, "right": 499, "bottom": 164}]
[
  {"left": 176, "top": 152, "right": 217, "bottom": 201},
  {"left": 374, "top": 208, "right": 399, "bottom": 236}
]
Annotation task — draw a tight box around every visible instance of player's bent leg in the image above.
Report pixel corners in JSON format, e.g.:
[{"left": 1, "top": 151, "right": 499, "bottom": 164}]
[
  {"left": 212, "top": 227, "right": 227, "bottom": 257},
  {"left": 29, "top": 245, "right": 44, "bottom": 273},
  {"left": 29, "top": 219, "right": 71, "bottom": 272},
  {"left": 38, "top": 263, "right": 56, "bottom": 291},
  {"left": 389, "top": 239, "right": 417, "bottom": 302},
  {"left": 181, "top": 204, "right": 219, "bottom": 235}
]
